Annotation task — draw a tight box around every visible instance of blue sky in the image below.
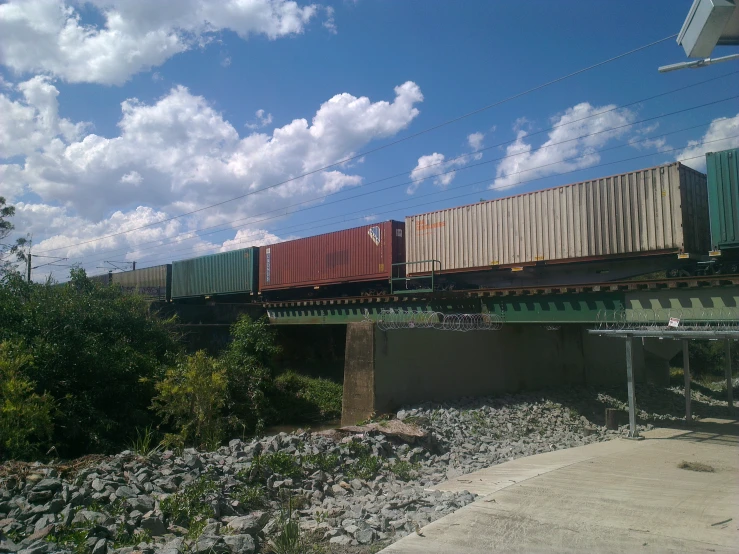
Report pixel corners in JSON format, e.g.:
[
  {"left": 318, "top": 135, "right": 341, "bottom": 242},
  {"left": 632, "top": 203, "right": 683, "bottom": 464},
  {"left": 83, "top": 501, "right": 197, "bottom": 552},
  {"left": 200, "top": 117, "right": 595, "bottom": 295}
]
[{"left": 1, "top": 0, "right": 737, "bottom": 280}]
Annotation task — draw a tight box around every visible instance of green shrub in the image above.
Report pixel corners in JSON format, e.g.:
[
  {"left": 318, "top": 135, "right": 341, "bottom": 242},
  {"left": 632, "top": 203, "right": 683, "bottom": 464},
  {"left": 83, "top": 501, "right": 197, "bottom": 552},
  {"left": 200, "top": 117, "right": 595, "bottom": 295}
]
[
  {"left": 272, "top": 371, "right": 342, "bottom": 423},
  {"left": 0, "top": 341, "right": 54, "bottom": 460},
  {"left": 152, "top": 351, "right": 228, "bottom": 448},
  {"left": 160, "top": 475, "right": 220, "bottom": 536},
  {"left": 254, "top": 451, "right": 303, "bottom": 479},
  {"left": 0, "top": 269, "right": 181, "bottom": 457},
  {"left": 221, "top": 316, "right": 281, "bottom": 435}
]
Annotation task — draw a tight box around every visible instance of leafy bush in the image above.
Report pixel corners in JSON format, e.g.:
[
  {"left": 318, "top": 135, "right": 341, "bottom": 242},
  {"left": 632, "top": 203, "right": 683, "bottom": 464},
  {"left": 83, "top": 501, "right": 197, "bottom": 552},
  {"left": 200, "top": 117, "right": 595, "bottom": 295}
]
[
  {"left": 253, "top": 451, "right": 303, "bottom": 479},
  {"left": 160, "top": 475, "right": 220, "bottom": 538},
  {"left": 152, "top": 351, "right": 228, "bottom": 449},
  {"left": 221, "top": 315, "right": 281, "bottom": 435},
  {"left": 0, "top": 270, "right": 180, "bottom": 457},
  {"left": 0, "top": 341, "right": 54, "bottom": 460},
  {"left": 272, "top": 371, "right": 342, "bottom": 423}
]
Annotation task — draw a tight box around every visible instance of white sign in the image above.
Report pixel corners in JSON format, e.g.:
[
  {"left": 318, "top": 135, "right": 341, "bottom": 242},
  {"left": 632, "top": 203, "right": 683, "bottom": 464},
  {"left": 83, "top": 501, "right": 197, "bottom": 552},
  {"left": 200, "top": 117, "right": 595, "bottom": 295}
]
[{"left": 668, "top": 317, "right": 680, "bottom": 328}]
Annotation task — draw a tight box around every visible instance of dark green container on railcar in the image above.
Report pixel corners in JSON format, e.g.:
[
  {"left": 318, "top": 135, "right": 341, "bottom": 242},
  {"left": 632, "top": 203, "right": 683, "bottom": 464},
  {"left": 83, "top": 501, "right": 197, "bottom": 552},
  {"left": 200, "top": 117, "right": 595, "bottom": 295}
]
[
  {"left": 707, "top": 148, "right": 739, "bottom": 252},
  {"left": 171, "top": 247, "right": 259, "bottom": 299}
]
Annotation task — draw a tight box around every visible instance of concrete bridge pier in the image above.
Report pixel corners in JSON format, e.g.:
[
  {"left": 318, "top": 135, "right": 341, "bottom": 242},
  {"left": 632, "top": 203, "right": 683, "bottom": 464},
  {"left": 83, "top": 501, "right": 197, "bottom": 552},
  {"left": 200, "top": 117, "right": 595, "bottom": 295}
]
[{"left": 341, "top": 322, "right": 663, "bottom": 426}]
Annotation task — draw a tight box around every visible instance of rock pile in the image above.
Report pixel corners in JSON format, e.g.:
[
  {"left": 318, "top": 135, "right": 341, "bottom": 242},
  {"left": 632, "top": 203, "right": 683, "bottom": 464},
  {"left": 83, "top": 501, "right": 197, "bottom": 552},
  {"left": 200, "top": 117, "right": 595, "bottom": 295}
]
[{"left": 0, "top": 383, "right": 730, "bottom": 553}]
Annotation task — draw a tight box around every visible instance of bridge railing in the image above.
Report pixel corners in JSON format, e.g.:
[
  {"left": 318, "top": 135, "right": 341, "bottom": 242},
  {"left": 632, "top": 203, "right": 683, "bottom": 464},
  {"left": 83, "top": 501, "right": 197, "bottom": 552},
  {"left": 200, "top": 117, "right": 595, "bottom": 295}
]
[{"left": 390, "top": 259, "right": 441, "bottom": 294}]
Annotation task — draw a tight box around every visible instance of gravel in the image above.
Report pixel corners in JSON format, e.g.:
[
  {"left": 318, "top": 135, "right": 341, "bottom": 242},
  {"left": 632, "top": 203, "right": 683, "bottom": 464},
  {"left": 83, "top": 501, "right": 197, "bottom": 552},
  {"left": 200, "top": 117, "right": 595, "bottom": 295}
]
[{"left": 0, "top": 383, "right": 732, "bottom": 554}]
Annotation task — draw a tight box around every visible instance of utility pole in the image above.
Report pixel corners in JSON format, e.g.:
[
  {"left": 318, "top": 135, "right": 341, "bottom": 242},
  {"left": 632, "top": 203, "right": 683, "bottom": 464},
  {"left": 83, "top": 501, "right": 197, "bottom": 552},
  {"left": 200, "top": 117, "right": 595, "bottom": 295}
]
[{"left": 26, "top": 238, "right": 32, "bottom": 283}]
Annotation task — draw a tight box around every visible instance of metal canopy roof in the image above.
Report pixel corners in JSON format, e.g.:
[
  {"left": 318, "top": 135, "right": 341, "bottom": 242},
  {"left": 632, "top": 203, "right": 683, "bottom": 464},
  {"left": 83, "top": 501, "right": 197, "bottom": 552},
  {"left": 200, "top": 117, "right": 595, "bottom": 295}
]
[
  {"left": 678, "top": 0, "right": 739, "bottom": 57},
  {"left": 588, "top": 328, "right": 739, "bottom": 339}
]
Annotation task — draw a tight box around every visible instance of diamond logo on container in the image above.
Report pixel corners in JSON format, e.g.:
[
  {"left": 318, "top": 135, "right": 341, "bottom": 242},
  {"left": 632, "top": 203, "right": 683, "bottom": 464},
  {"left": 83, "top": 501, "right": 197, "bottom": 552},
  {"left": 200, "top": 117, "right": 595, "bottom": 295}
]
[{"left": 368, "top": 226, "right": 381, "bottom": 246}]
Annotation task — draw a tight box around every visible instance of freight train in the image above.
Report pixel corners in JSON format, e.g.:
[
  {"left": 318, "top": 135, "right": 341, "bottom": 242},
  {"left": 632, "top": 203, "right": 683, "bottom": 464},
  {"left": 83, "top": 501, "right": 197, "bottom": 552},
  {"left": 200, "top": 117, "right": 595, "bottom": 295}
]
[{"left": 86, "top": 149, "right": 739, "bottom": 302}]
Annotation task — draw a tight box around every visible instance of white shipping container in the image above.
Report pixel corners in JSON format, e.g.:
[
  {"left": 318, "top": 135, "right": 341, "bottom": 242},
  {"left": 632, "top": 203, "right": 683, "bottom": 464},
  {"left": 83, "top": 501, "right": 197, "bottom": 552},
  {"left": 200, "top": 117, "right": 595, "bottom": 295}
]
[{"left": 406, "top": 163, "right": 709, "bottom": 274}]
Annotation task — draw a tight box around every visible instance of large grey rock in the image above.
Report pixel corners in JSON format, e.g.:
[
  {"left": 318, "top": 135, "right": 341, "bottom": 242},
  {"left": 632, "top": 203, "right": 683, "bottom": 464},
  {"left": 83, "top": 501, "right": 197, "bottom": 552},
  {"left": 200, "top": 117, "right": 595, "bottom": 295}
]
[
  {"left": 158, "top": 537, "right": 185, "bottom": 554},
  {"left": 115, "top": 486, "right": 137, "bottom": 499},
  {"left": 17, "top": 541, "right": 52, "bottom": 554},
  {"left": 329, "top": 534, "right": 352, "bottom": 545},
  {"left": 139, "top": 515, "right": 166, "bottom": 536},
  {"left": 32, "top": 480, "right": 61, "bottom": 493},
  {"left": 192, "top": 535, "right": 228, "bottom": 554},
  {"left": 72, "top": 510, "right": 106, "bottom": 525},
  {"left": 126, "top": 495, "right": 154, "bottom": 513},
  {"left": 226, "top": 515, "right": 260, "bottom": 536},
  {"left": 222, "top": 534, "right": 255, "bottom": 554},
  {"left": 91, "top": 538, "right": 107, "bottom": 554},
  {"left": 356, "top": 527, "right": 376, "bottom": 544}
]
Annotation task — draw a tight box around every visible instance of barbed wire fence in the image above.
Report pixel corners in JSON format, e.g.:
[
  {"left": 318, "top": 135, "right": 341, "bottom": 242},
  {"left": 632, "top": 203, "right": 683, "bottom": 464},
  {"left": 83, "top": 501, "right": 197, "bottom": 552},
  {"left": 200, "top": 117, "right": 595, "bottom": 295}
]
[
  {"left": 364, "top": 308, "right": 504, "bottom": 331},
  {"left": 596, "top": 307, "right": 739, "bottom": 331}
]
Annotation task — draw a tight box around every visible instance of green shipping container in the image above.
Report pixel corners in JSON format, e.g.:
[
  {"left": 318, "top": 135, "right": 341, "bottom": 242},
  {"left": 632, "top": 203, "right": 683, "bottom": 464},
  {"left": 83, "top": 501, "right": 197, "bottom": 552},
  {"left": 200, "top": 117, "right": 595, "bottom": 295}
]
[
  {"left": 707, "top": 148, "right": 739, "bottom": 251},
  {"left": 171, "top": 248, "right": 259, "bottom": 299}
]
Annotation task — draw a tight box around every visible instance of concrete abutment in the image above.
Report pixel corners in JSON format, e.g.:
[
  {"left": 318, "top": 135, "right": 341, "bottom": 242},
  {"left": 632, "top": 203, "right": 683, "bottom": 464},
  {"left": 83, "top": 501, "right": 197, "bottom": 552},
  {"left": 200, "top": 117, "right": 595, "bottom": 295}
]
[{"left": 341, "top": 323, "right": 674, "bottom": 425}]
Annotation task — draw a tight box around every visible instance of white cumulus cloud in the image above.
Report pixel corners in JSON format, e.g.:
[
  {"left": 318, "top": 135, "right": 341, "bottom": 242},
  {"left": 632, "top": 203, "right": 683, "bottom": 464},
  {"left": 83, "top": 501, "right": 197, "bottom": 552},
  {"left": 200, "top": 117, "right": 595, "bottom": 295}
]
[
  {"left": 245, "top": 109, "right": 274, "bottom": 129},
  {"left": 0, "top": 0, "right": 324, "bottom": 85},
  {"left": 677, "top": 113, "right": 739, "bottom": 171},
  {"left": 491, "top": 102, "right": 636, "bottom": 190},
  {"left": 2, "top": 79, "right": 423, "bottom": 278}
]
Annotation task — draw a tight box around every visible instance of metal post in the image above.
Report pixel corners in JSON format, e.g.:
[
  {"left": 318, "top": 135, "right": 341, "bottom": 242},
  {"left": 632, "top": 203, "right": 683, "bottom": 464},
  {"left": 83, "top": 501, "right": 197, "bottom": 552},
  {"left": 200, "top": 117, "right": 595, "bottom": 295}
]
[
  {"left": 625, "top": 335, "right": 639, "bottom": 438},
  {"left": 683, "top": 339, "right": 691, "bottom": 424},
  {"left": 726, "top": 340, "right": 735, "bottom": 417}
]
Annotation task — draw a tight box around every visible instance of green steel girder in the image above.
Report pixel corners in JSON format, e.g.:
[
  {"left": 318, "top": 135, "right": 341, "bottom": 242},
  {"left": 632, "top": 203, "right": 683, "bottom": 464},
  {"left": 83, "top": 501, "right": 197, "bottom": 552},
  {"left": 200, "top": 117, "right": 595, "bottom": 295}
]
[
  {"left": 483, "top": 293, "right": 625, "bottom": 323},
  {"left": 264, "top": 282, "right": 739, "bottom": 325}
]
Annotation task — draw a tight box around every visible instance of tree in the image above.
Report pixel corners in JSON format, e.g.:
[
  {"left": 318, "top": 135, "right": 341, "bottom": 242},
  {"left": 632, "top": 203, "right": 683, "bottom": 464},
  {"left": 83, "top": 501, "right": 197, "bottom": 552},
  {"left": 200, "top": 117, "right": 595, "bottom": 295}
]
[{"left": 0, "top": 197, "right": 28, "bottom": 278}]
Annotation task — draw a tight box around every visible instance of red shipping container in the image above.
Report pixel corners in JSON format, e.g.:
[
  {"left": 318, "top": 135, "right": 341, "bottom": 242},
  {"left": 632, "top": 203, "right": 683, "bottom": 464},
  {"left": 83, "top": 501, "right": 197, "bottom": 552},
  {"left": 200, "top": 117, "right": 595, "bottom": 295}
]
[{"left": 259, "top": 221, "right": 405, "bottom": 292}]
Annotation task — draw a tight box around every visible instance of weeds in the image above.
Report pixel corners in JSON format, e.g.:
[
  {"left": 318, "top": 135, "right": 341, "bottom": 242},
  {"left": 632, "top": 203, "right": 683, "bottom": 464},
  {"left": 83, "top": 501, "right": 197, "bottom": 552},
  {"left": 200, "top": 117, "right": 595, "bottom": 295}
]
[
  {"left": 254, "top": 452, "right": 303, "bottom": 480},
  {"left": 45, "top": 523, "right": 89, "bottom": 554},
  {"left": 301, "top": 452, "right": 339, "bottom": 473},
  {"left": 268, "top": 494, "right": 304, "bottom": 554},
  {"left": 160, "top": 474, "right": 220, "bottom": 536},
  {"left": 389, "top": 460, "right": 419, "bottom": 480},
  {"left": 232, "top": 483, "right": 267, "bottom": 510},
  {"left": 347, "top": 454, "right": 383, "bottom": 480},
  {"left": 128, "top": 425, "right": 159, "bottom": 456},
  {"left": 677, "top": 460, "right": 715, "bottom": 472}
]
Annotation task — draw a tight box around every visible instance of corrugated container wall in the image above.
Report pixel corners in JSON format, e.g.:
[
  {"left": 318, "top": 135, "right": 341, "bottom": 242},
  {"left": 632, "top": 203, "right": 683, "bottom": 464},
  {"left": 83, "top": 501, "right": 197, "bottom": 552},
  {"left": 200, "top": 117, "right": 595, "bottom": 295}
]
[
  {"left": 706, "top": 148, "right": 739, "bottom": 251},
  {"left": 111, "top": 264, "right": 171, "bottom": 301},
  {"left": 88, "top": 273, "right": 111, "bottom": 286},
  {"left": 172, "top": 248, "right": 259, "bottom": 299},
  {"left": 406, "top": 163, "right": 709, "bottom": 274},
  {"left": 259, "top": 221, "right": 405, "bottom": 291}
]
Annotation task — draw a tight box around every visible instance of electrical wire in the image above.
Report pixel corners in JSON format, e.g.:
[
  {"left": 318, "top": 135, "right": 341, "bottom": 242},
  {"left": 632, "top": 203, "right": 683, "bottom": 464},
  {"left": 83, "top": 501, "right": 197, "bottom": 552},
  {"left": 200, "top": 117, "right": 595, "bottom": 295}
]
[
  {"left": 35, "top": 33, "right": 679, "bottom": 255},
  {"left": 72, "top": 93, "right": 738, "bottom": 267},
  {"left": 83, "top": 132, "right": 738, "bottom": 276}
]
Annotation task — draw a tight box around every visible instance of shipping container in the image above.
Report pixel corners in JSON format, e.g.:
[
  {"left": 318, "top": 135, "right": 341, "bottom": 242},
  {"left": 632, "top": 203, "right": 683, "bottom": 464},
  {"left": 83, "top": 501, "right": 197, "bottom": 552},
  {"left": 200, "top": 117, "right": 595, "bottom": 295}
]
[
  {"left": 406, "top": 163, "right": 709, "bottom": 274},
  {"left": 88, "top": 272, "right": 112, "bottom": 286},
  {"left": 706, "top": 148, "right": 739, "bottom": 252},
  {"left": 171, "top": 248, "right": 259, "bottom": 299},
  {"left": 259, "top": 221, "right": 405, "bottom": 292},
  {"left": 111, "top": 264, "right": 172, "bottom": 301}
]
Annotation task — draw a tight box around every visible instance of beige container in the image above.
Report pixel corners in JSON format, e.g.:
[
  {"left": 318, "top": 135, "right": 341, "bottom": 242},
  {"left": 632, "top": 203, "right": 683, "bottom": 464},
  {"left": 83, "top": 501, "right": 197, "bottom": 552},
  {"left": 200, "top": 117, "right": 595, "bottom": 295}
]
[{"left": 406, "top": 163, "right": 709, "bottom": 274}]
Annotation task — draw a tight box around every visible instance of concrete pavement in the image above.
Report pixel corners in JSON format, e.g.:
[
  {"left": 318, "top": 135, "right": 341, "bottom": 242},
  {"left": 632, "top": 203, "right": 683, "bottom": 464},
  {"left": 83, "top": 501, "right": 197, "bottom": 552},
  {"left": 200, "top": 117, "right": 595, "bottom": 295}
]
[{"left": 381, "top": 419, "right": 739, "bottom": 553}]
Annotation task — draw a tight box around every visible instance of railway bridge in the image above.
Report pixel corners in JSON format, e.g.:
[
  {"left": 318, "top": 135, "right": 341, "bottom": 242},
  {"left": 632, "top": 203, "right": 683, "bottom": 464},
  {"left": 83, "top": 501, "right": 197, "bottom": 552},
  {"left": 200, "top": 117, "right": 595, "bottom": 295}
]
[{"left": 161, "top": 276, "right": 739, "bottom": 429}]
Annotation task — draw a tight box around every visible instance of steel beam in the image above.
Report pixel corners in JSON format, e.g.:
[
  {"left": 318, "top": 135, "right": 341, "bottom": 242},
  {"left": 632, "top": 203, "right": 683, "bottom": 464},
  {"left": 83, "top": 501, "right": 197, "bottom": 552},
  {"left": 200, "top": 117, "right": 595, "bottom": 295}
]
[
  {"left": 264, "top": 282, "right": 739, "bottom": 325},
  {"left": 625, "top": 335, "right": 640, "bottom": 439},
  {"left": 683, "top": 339, "right": 692, "bottom": 424},
  {"left": 726, "top": 340, "right": 735, "bottom": 416}
]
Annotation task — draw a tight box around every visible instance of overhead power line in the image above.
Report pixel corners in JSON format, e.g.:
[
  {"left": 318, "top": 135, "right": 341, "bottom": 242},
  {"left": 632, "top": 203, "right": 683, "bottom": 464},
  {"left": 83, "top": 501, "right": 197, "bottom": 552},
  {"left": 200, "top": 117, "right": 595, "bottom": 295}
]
[
  {"left": 72, "top": 92, "right": 738, "bottom": 267},
  {"left": 35, "top": 33, "right": 679, "bottom": 255},
  {"left": 86, "top": 132, "right": 738, "bottom": 276},
  {"left": 69, "top": 71, "right": 738, "bottom": 265}
]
